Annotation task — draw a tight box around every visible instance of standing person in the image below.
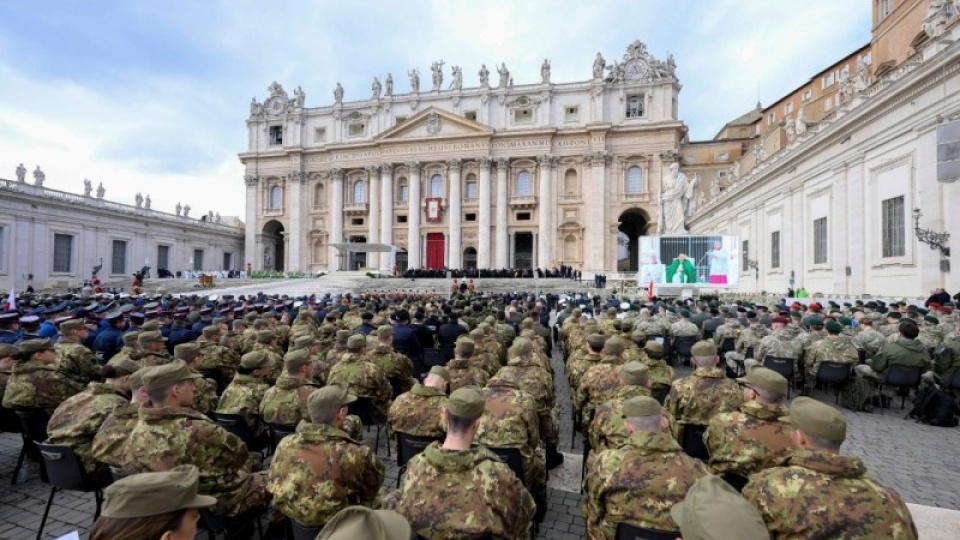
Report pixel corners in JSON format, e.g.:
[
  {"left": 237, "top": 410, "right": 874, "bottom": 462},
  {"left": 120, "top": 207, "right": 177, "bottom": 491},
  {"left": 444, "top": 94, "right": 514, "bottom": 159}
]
[{"left": 707, "top": 240, "right": 730, "bottom": 285}]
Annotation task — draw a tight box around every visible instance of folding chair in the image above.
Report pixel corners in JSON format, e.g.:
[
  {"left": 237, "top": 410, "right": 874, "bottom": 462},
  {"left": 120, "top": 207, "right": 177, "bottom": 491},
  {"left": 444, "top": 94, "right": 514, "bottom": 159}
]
[
  {"left": 614, "top": 522, "right": 678, "bottom": 540},
  {"left": 680, "top": 424, "right": 709, "bottom": 461},
  {"left": 395, "top": 432, "right": 442, "bottom": 487},
  {"left": 34, "top": 443, "right": 109, "bottom": 540},
  {"left": 880, "top": 365, "right": 923, "bottom": 413},
  {"left": 815, "top": 362, "right": 853, "bottom": 404},
  {"left": 762, "top": 357, "right": 796, "bottom": 398},
  {"left": 11, "top": 408, "right": 50, "bottom": 485},
  {"left": 348, "top": 397, "right": 389, "bottom": 457}
]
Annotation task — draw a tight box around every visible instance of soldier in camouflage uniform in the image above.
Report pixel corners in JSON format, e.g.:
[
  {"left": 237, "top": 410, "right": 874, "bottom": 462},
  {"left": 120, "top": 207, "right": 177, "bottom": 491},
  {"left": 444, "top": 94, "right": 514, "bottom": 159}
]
[
  {"left": 803, "top": 320, "right": 859, "bottom": 391},
  {"left": 173, "top": 343, "right": 218, "bottom": 415},
  {"left": 639, "top": 341, "right": 675, "bottom": 402},
  {"left": 366, "top": 326, "right": 414, "bottom": 395},
  {"left": 216, "top": 350, "right": 274, "bottom": 442},
  {"left": 724, "top": 312, "right": 770, "bottom": 377},
  {"left": 196, "top": 325, "right": 241, "bottom": 384},
  {"left": 55, "top": 319, "right": 101, "bottom": 385},
  {"left": 121, "top": 361, "right": 270, "bottom": 518},
  {"left": 575, "top": 337, "right": 626, "bottom": 419},
  {"left": 665, "top": 341, "right": 742, "bottom": 441},
  {"left": 268, "top": 384, "right": 384, "bottom": 527},
  {"left": 476, "top": 373, "right": 545, "bottom": 494},
  {"left": 46, "top": 358, "right": 138, "bottom": 480},
  {"left": 711, "top": 312, "right": 741, "bottom": 350},
  {"left": 919, "top": 314, "right": 946, "bottom": 350},
  {"left": 91, "top": 368, "right": 150, "bottom": 468},
  {"left": 327, "top": 334, "right": 392, "bottom": 421},
  {"left": 446, "top": 338, "right": 489, "bottom": 391},
  {"left": 388, "top": 366, "right": 449, "bottom": 439},
  {"left": 0, "top": 344, "right": 16, "bottom": 404},
  {"left": 3, "top": 339, "right": 84, "bottom": 414},
  {"left": 325, "top": 330, "right": 351, "bottom": 366},
  {"left": 260, "top": 348, "right": 320, "bottom": 427},
  {"left": 749, "top": 317, "right": 802, "bottom": 374},
  {"left": 621, "top": 329, "right": 648, "bottom": 364},
  {"left": 395, "top": 388, "right": 536, "bottom": 540},
  {"left": 588, "top": 362, "right": 653, "bottom": 454},
  {"left": 222, "top": 319, "right": 246, "bottom": 357},
  {"left": 744, "top": 397, "right": 918, "bottom": 539},
  {"left": 704, "top": 366, "right": 792, "bottom": 480},
  {"left": 106, "top": 331, "right": 140, "bottom": 368},
  {"left": 852, "top": 317, "right": 885, "bottom": 361},
  {"left": 670, "top": 310, "right": 701, "bottom": 339},
  {"left": 467, "top": 328, "right": 504, "bottom": 376},
  {"left": 567, "top": 334, "right": 606, "bottom": 393},
  {"left": 251, "top": 330, "right": 284, "bottom": 382},
  {"left": 137, "top": 330, "right": 172, "bottom": 367},
  {"left": 584, "top": 396, "right": 709, "bottom": 539}
]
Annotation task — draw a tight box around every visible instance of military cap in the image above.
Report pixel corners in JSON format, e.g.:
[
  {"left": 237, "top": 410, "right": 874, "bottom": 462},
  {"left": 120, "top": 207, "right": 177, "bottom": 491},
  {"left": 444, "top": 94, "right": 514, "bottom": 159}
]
[
  {"left": 779, "top": 396, "right": 846, "bottom": 442},
  {"left": 630, "top": 329, "right": 646, "bottom": 342},
  {"left": 622, "top": 396, "right": 661, "bottom": 418},
  {"left": 586, "top": 334, "right": 607, "bottom": 350},
  {"left": 129, "top": 368, "right": 148, "bottom": 390},
  {"left": 807, "top": 316, "right": 824, "bottom": 326},
  {"left": 428, "top": 365, "right": 450, "bottom": 382},
  {"left": 319, "top": 323, "right": 336, "bottom": 335},
  {"left": 317, "top": 505, "right": 411, "bottom": 540},
  {"left": 335, "top": 330, "right": 351, "bottom": 344},
  {"left": 824, "top": 320, "right": 843, "bottom": 334},
  {"left": 838, "top": 316, "right": 853, "bottom": 326},
  {"left": 607, "top": 307, "right": 618, "bottom": 316},
  {"left": 887, "top": 312, "right": 902, "bottom": 319},
  {"left": 240, "top": 350, "right": 273, "bottom": 370},
  {"left": 771, "top": 316, "right": 790, "bottom": 325},
  {"left": 291, "top": 335, "right": 314, "bottom": 350},
  {"left": 925, "top": 315, "right": 940, "bottom": 325},
  {"left": 141, "top": 360, "right": 202, "bottom": 391},
  {"left": 138, "top": 330, "right": 167, "bottom": 344},
  {"left": 255, "top": 330, "right": 275, "bottom": 344},
  {"left": 644, "top": 341, "right": 663, "bottom": 353},
  {"left": 201, "top": 325, "right": 220, "bottom": 338},
  {"left": 372, "top": 325, "right": 392, "bottom": 340},
  {"left": 0, "top": 344, "right": 18, "bottom": 358},
  {"left": 112, "top": 358, "right": 141, "bottom": 375},
  {"left": 283, "top": 348, "right": 312, "bottom": 370},
  {"left": 142, "top": 320, "right": 161, "bottom": 331},
  {"left": 103, "top": 311, "right": 123, "bottom": 322},
  {"left": 115, "top": 332, "right": 139, "bottom": 349},
  {"left": 101, "top": 465, "right": 216, "bottom": 519},
  {"left": 746, "top": 311, "right": 757, "bottom": 319},
  {"left": 737, "top": 365, "right": 788, "bottom": 396},
  {"left": 603, "top": 336, "right": 625, "bottom": 355},
  {"left": 620, "top": 361, "right": 649, "bottom": 385},
  {"left": 346, "top": 334, "right": 367, "bottom": 350},
  {"left": 244, "top": 311, "right": 259, "bottom": 322},
  {"left": 512, "top": 337, "right": 533, "bottom": 355},
  {"left": 447, "top": 387, "right": 486, "bottom": 420},
  {"left": 690, "top": 341, "right": 718, "bottom": 357},
  {"left": 173, "top": 342, "right": 201, "bottom": 361},
  {"left": 680, "top": 309, "right": 691, "bottom": 318},
  {"left": 19, "top": 339, "right": 55, "bottom": 356},
  {"left": 308, "top": 384, "right": 356, "bottom": 418},
  {"left": 59, "top": 319, "right": 85, "bottom": 332},
  {"left": 915, "top": 306, "right": 927, "bottom": 315},
  {"left": 670, "top": 475, "right": 769, "bottom": 540}
]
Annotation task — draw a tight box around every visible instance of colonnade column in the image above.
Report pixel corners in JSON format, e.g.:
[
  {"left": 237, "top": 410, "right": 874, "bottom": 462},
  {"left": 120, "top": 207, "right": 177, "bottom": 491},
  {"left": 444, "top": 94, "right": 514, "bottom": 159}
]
[
  {"left": 379, "top": 164, "right": 394, "bottom": 273},
  {"left": 447, "top": 159, "right": 462, "bottom": 269},
  {"left": 537, "top": 155, "right": 554, "bottom": 269},
  {"left": 287, "top": 171, "right": 305, "bottom": 271},
  {"left": 330, "top": 168, "right": 344, "bottom": 271},
  {"left": 366, "top": 165, "right": 380, "bottom": 270},
  {"left": 495, "top": 158, "right": 509, "bottom": 268},
  {"left": 406, "top": 162, "right": 422, "bottom": 268},
  {"left": 244, "top": 175, "right": 258, "bottom": 270},
  {"left": 477, "top": 157, "right": 492, "bottom": 268},
  {"left": 585, "top": 152, "right": 608, "bottom": 272}
]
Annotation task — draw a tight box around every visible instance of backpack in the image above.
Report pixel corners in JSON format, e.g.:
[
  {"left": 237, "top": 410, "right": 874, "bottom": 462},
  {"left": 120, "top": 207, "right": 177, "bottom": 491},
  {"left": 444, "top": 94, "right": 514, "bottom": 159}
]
[
  {"left": 909, "top": 385, "right": 960, "bottom": 427},
  {"left": 841, "top": 377, "right": 877, "bottom": 413}
]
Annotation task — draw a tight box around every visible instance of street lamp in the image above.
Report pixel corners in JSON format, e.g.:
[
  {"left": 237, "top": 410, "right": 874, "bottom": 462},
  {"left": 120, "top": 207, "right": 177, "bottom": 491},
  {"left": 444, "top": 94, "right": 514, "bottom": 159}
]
[{"left": 913, "top": 208, "right": 950, "bottom": 257}]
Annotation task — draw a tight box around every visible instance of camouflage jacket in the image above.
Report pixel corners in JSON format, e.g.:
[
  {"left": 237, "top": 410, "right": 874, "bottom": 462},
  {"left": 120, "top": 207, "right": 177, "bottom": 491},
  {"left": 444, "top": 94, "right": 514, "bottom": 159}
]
[
  {"left": 754, "top": 329, "right": 802, "bottom": 363},
  {"left": 446, "top": 358, "right": 489, "bottom": 391},
  {"left": 396, "top": 443, "right": 536, "bottom": 540},
  {"left": 2, "top": 360, "right": 84, "bottom": 414},
  {"left": 91, "top": 402, "right": 140, "bottom": 467},
  {"left": 251, "top": 343, "right": 284, "bottom": 382},
  {"left": 664, "top": 367, "right": 742, "bottom": 430},
  {"left": 704, "top": 400, "right": 793, "bottom": 477},
  {"left": 327, "top": 353, "right": 392, "bottom": 420},
  {"left": 121, "top": 406, "right": 268, "bottom": 517},
  {"left": 712, "top": 321, "right": 741, "bottom": 346},
  {"left": 106, "top": 346, "right": 138, "bottom": 368},
  {"left": 567, "top": 351, "right": 602, "bottom": 392},
  {"left": 260, "top": 375, "right": 320, "bottom": 427},
  {"left": 191, "top": 373, "right": 219, "bottom": 415},
  {"left": 139, "top": 351, "right": 172, "bottom": 368},
  {"left": 587, "top": 385, "right": 654, "bottom": 453},
  {"left": 311, "top": 350, "right": 341, "bottom": 386},
  {"left": 0, "top": 368, "right": 10, "bottom": 404},
  {"left": 387, "top": 384, "right": 448, "bottom": 438},
  {"left": 46, "top": 382, "right": 129, "bottom": 474},
  {"left": 640, "top": 357, "right": 676, "bottom": 391},
  {"left": 744, "top": 449, "right": 919, "bottom": 540},
  {"left": 495, "top": 358, "right": 555, "bottom": 413},
  {"left": 670, "top": 320, "right": 700, "bottom": 338},
  {"left": 575, "top": 355, "right": 625, "bottom": 417},
  {"left": 851, "top": 327, "right": 885, "bottom": 359},
  {"left": 197, "top": 340, "right": 241, "bottom": 374},
  {"left": 584, "top": 431, "right": 709, "bottom": 539},
  {"left": 217, "top": 374, "right": 270, "bottom": 436},
  {"left": 267, "top": 422, "right": 384, "bottom": 527},
  {"left": 736, "top": 324, "right": 770, "bottom": 356},
  {"left": 476, "top": 379, "right": 543, "bottom": 486},
  {"left": 804, "top": 335, "right": 859, "bottom": 375},
  {"left": 54, "top": 340, "right": 101, "bottom": 385},
  {"left": 367, "top": 344, "right": 414, "bottom": 394}
]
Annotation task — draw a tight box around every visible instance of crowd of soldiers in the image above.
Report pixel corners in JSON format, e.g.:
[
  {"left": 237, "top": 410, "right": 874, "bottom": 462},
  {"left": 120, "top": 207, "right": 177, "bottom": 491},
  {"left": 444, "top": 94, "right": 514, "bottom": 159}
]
[
  {"left": 402, "top": 265, "right": 580, "bottom": 280},
  {"left": 0, "top": 288, "right": 946, "bottom": 538}
]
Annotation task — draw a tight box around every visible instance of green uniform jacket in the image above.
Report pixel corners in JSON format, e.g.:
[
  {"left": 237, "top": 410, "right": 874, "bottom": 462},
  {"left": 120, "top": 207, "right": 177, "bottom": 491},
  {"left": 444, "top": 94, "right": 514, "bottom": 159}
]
[{"left": 868, "top": 338, "right": 930, "bottom": 378}]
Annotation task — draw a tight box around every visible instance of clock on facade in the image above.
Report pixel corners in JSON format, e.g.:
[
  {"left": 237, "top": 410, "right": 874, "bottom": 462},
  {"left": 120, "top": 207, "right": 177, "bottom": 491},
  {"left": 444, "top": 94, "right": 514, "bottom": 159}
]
[{"left": 624, "top": 59, "right": 649, "bottom": 80}]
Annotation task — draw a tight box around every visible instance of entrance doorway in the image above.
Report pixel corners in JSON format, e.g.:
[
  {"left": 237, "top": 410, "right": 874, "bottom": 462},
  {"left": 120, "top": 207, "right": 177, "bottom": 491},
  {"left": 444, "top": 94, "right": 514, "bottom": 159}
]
[
  {"left": 395, "top": 250, "right": 408, "bottom": 274},
  {"left": 262, "top": 220, "right": 285, "bottom": 271},
  {"left": 617, "top": 209, "right": 649, "bottom": 272},
  {"left": 463, "top": 247, "right": 477, "bottom": 270},
  {"left": 425, "top": 233, "right": 445, "bottom": 269},
  {"left": 349, "top": 236, "right": 366, "bottom": 270},
  {"left": 514, "top": 233, "right": 533, "bottom": 269}
]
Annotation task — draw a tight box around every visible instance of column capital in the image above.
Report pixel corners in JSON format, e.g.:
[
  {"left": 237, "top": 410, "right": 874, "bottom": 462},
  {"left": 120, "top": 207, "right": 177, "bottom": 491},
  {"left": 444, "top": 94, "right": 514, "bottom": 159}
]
[
  {"left": 330, "top": 168, "right": 344, "bottom": 182},
  {"left": 586, "top": 151, "right": 609, "bottom": 166},
  {"left": 380, "top": 164, "right": 394, "bottom": 174},
  {"left": 495, "top": 157, "right": 510, "bottom": 170},
  {"left": 244, "top": 174, "right": 260, "bottom": 187},
  {"left": 476, "top": 156, "right": 492, "bottom": 168},
  {"left": 658, "top": 150, "right": 679, "bottom": 163},
  {"left": 365, "top": 165, "right": 380, "bottom": 177},
  {"left": 404, "top": 161, "right": 421, "bottom": 174},
  {"left": 537, "top": 155, "right": 557, "bottom": 168},
  {"left": 446, "top": 158, "right": 462, "bottom": 172},
  {"left": 289, "top": 171, "right": 308, "bottom": 184}
]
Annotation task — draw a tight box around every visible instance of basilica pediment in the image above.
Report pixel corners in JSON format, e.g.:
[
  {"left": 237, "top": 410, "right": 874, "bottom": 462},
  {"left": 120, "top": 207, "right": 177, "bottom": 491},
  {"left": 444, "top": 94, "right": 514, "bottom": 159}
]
[{"left": 375, "top": 107, "right": 493, "bottom": 141}]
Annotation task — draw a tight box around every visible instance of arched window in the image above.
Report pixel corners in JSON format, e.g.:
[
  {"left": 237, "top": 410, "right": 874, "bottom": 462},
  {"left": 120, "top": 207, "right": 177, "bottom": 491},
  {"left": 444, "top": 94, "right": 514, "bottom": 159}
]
[
  {"left": 515, "top": 170, "right": 532, "bottom": 197},
  {"left": 465, "top": 173, "right": 478, "bottom": 199},
  {"left": 625, "top": 166, "right": 643, "bottom": 194},
  {"left": 269, "top": 185, "right": 282, "bottom": 209},
  {"left": 430, "top": 174, "right": 443, "bottom": 198},
  {"left": 313, "top": 183, "right": 325, "bottom": 207},
  {"left": 564, "top": 169, "right": 578, "bottom": 195},
  {"left": 353, "top": 180, "right": 366, "bottom": 203},
  {"left": 396, "top": 177, "right": 408, "bottom": 203}
]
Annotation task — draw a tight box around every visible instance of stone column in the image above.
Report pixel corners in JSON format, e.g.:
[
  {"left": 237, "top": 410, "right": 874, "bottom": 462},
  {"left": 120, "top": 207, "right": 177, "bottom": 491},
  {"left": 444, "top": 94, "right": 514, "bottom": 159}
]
[
  {"left": 287, "top": 172, "right": 305, "bottom": 271},
  {"left": 537, "top": 155, "right": 554, "bottom": 269},
  {"left": 379, "top": 164, "right": 394, "bottom": 273},
  {"left": 585, "top": 152, "right": 608, "bottom": 272},
  {"left": 495, "top": 158, "right": 509, "bottom": 268},
  {"left": 447, "top": 159, "right": 462, "bottom": 269},
  {"left": 244, "top": 175, "right": 258, "bottom": 270},
  {"left": 366, "top": 165, "right": 380, "bottom": 269},
  {"left": 330, "top": 168, "right": 344, "bottom": 271},
  {"left": 477, "top": 157, "right": 492, "bottom": 268},
  {"left": 407, "top": 162, "right": 422, "bottom": 268}
]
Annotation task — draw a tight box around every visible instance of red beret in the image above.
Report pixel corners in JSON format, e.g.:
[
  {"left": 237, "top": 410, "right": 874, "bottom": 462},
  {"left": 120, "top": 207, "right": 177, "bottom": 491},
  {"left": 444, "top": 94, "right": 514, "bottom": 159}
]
[{"left": 772, "top": 316, "right": 790, "bottom": 324}]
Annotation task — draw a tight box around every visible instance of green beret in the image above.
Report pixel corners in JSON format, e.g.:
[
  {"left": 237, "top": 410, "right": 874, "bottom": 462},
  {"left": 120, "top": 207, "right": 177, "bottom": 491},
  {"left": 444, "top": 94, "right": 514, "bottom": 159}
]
[
  {"left": 925, "top": 315, "right": 940, "bottom": 325},
  {"left": 447, "top": 387, "right": 486, "bottom": 420},
  {"left": 690, "top": 341, "right": 717, "bottom": 357},
  {"left": 824, "top": 320, "right": 843, "bottom": 334},
  {"left": 680, "top": 309, "right": 691, "bottom": 318},
  {"left": 622, "top": 396, "right": 661, "bottom": 418},
  {"left": 101, "top": 465, "right": 216, "bottom": 518},
  {"left": 838, "top": 317, "right": 853, "bottom": 326},
  {"left": 807, "top": 316, "right": 824, "bottom": 327}
]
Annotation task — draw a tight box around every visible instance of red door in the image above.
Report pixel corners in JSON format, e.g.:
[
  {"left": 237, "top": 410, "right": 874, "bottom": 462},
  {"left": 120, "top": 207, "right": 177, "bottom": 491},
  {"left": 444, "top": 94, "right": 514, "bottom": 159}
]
[{"left": 426, "top": 233, "right": 445, "bottom": 269}]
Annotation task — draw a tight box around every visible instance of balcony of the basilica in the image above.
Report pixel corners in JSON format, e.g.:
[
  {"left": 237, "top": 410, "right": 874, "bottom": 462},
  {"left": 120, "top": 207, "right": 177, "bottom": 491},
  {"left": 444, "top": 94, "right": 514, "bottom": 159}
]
[
  {"left": 343, "top": 202, "right": 369, "bottom": 215},
  {"left": 509, "top": 195, "right": 538, "bottom": 209}
]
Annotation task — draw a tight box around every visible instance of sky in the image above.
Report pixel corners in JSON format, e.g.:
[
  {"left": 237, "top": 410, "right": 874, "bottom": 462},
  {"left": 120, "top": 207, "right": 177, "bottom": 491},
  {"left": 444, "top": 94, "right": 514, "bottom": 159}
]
[{"left": 0, "top": 1, "right": 872, "bottom": 221}]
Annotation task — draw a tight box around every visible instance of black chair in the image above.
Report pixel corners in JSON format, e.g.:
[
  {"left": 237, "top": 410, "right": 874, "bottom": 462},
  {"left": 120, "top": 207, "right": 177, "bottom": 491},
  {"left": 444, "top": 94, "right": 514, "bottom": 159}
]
[
  {"left": 268, "top": 423, "right": 296, "bottom": 448},
  {"left": 395, "top": 432, "right": 442, "bottom": 487},
  {"left": 0, "top": 406, "right": 20, "bottom": 434},
  {"left": 815, "top": 362, "right": 853, "bottom": 404},
  {"left": 744, "top": 346, "right": 754, "bottom": 360},
  {"left": 722, "top": 472, "right": 749, "bottom": 493},
  {"left": 213, "top": 412, "right": 269, "bottom": 454},
  {"left": 348, "top": 397, "right": 389, "bottom": 456},
  {"left": 880, "top": 364, "right": 923, "bottom": 412},
  {"left": 680, "top": 424, "right": 708, "bottom": 461},
  {"left": 290, "top": 520, "right": 323, "bottom": 540},
  {"left": 109, "top": 466, "right": 130, "bottom": 482},
  {"left": 199, "top": 506, "right": 265, "bottom": 540},
  {"left": 422, "top": 348, "right": 447, "bottom": 375},
  {"left": 672, "top": 336, "right": 697, "bottom": 366},
  {"left": 948, "top": 368, "right": 960, "bottom": 391},
  {"left": 389, "top": 376, "right": 407, "bottom": 399},
  {"left": 34, "top": 443, "right": 108, "bottom": 540},
  {"left": 615, "top": 521, "right": 678, "bottom": 540},
  {"left": 762, "top": 357, "right": 796, "bottom": 398},
  {"left": 11, "top": 408, "right": 50, "bottom": 485},
  {"left": 857, "top": 348, "right": 867, "bottom": 365},
  {"left": 651, "top": 385, "right": 670, "bottom": 405},
  {"left": 200, "top": 369, "right": 229, "bottom": 396},
  {"left": 487, "top": 446, "right": 539, "bottom": 538}
]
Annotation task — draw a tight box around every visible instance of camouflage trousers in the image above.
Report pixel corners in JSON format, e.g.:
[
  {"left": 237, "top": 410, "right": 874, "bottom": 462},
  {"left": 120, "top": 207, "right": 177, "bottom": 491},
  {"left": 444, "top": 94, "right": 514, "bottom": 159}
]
[
  {"left": 211, "top": 470, "right": 271, "bottom": 518},
  {"left": 539, "top": 409, "right": 560, "bottom": 449}
]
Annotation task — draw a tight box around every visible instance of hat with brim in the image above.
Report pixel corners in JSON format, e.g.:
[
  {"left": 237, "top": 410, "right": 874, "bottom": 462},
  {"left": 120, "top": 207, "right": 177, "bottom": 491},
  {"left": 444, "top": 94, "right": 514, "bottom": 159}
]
[
  {"left": 141, "top": 360, "right": 202, "bottom": 391},
  {"left": 670, "top": 475, "right": 769, "bottom": 540},
  {"left": 101, "top": 465, "right": 216, "bottom": 519},
  {"left": 317, "top": 505, "right": 411, "bottom": 540}
]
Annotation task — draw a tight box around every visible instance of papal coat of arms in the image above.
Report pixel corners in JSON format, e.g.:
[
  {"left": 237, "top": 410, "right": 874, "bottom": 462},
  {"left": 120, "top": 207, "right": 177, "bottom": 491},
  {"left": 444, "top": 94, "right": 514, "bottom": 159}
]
[{"left": 426, "top": 112, "right": 441, "bottom": 135}]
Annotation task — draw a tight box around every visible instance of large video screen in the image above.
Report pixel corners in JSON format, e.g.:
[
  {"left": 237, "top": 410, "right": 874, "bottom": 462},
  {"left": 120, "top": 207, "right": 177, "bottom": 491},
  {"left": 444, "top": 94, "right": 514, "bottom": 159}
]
[{"left": 638, "top": 235, "right": 740, "bottom": 288}]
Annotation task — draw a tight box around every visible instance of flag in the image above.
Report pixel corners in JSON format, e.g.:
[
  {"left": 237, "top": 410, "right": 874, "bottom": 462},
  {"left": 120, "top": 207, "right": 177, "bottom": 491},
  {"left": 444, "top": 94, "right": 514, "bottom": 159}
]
[
  {"left": 647, "top": 280, "right": 654, "bottom": 302},
  {"left": 3, "top": 287, "right": 14, "bottom": 312}
]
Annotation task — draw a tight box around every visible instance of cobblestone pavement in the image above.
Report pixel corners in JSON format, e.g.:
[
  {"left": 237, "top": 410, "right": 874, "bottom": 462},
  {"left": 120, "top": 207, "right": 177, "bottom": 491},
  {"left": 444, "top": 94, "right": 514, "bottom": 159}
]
[{"left": 2, "top": 333, "right": 959, "bottom": 539}]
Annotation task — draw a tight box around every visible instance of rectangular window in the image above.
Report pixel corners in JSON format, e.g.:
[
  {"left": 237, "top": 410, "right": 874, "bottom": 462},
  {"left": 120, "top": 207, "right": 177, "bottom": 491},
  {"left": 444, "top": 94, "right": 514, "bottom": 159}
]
[
  {"left": 223, "top": 252, "right": 232, "bottom": 270},
  {"left": 822, "top": 73, "right": 835, "bottom": 89},
  {"left": 824, "top": 97, "right": 833, "bottom": 111},
  {"left": 397, "top": 184, "right": 409, "bottom": 203},
  {"left": 465, "top": 213, "right": 477, "bottom": 222},
  {"left": 269, "top": 125, "right": 283, "bottom": 145},
  {"left": 112, "top": 240, "right": 127, "bottom": 275},
  {"left": 513, "top": 108, "right": 533, "bottom": 124},
  {"left": 193, "top": 249, "right": 204, "bottom": 271},
  {"left": 351, "top": 218, "right": 364, "bottom": 226},
  {"left": 313, "top": 128, "right": 326, "bottom": 143},
  {"left": 767, "top": 112, "right": 776, "bottom": 124},
  {"left": 348, "top": 123, "right": 365, "bottom": 137},
  {"left": 464, "top": 111, "right": 477, "bottom": 121},
  {"left": 878, "top": 0, "right": 892, "bottom": 18},
  {"left": 157, "top": 245, "right": 170, "bottom": 270},
  {"left": 53, "top": 234, "right": 73, "bottom": 273},
  {"left": 465, "top": 181, "right": 478, "bottom": 199},
  {"left": 771, "top": 231, "right": 781, "bottom": 269},
  {"left": 784, "top": 102, "right": 794, "bottom": 115},
  {"left": 397, "top": 215, "right": 408, "bottom": 224},
  {"left": 813, "top": 217, "right": 828, "bottom": 264},
  {"left": 881, "top": 196, "right": 905, "bottom": 258},
  {"left": 741, "top": 240, "right": 750, "bottom": 272},
  {"left": 565, "top": 106, "right": 580, "bottom": 122},
  {"left": 625, "top": 95, "right": 644, "bottom": 118},
  {"left": 802, "top": 89, "right": 812, "bottom": 102},
  {"left": 516, "top": 212, "right": 531, "bottom": 221}
]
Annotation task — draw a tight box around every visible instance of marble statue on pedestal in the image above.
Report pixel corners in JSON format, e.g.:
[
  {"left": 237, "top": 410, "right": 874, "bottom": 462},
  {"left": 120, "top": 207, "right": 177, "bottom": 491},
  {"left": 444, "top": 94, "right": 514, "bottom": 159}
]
[
  {"left": 83, "top": 179, "right": 93, "bottom": 197},
  {"left": 430, "top": 60, "right": 444, "bottom": 91},
  {"left": 250, "top": 97, "right": 263, "bottom": 117},
  {"left": 795, "top": 107, "right": 807, "bottom": 136},
  {"left": 175, "top": 202, "right": 182, "bottom": 216},
  {"left": 478, "top": 64, "right": 490, "bottom": 88},
  {"left": 785, "top": 118, "right": 797, "bottom": 142},
  {"left": 710, "top": 175, "right": 722, "bottom": 199},
  {"left": 215, "top": 212, "right": 221, "bottom": 223},
  {"left": 408, "top": 69, "right": 420, "bottom": 93},
  {"left": 183, "top": 204, "right": 191, "bottom": 217},
  {"left": 541, "top": 59, "right": 551, "bottom": 84},
  {"left": 497, "top": 63, "right": 510, "bottom": 89},
  {"left": 449, "top": 66, "right": 462, "bottom": 90},
  {"left": 593, "top": 52, "right": 606, "bottom": 79},
  {"left": 384, "top": 73, "right": 393, "bottom": 96},
  {"left": 15, "top": 163, "right": 26, "bottom": 183},
  {"left": 33, "top": 166, "right": 45, "bottom": 187},
  {"left": 96, "top": 183, "right": 105, "bottom": 199},
  {"left": 145, "top": 195, "right": 151, "bottom": 209},
  {"left": 135, "top": 192, "right": 143, "bottom": 208},
  {"left": 658, "top": 162, "right": 698, "bottom": 234},
  {"left": 372, "top": 77, "right": 382, "bottom": 100},
  {"left": 293, "top": 86, "right": 305, "bottom": 109},
  {"left": 333, "top": 83, "right": 344, "bottom": 104}
]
